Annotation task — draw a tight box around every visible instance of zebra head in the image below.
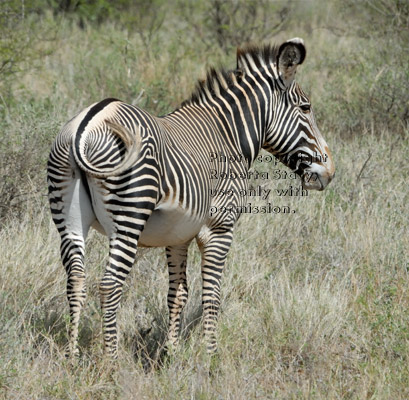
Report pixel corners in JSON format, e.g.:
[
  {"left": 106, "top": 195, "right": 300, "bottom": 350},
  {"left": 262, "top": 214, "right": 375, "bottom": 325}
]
[{"left": 263, "top": 38, "right": 335, "bottom": 191}]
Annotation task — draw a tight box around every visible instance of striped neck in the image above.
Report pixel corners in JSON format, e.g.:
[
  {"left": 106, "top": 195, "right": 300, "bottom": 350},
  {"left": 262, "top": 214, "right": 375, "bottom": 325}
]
[
  {"left": 179, "top": 44, "right": 294, "bottom": 168},
  {"left": 183, "top": 67, "right": 278, "bottom": 168}
]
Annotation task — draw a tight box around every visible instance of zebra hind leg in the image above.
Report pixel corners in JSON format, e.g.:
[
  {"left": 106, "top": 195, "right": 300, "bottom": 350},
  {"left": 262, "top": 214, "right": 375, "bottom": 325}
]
[
  {"left": 48, "top": 163, "right": 95, "bottom": 358},
  {"left": 166, "top": 243, "right": 190, "bottom": 349},
  {"left": 61, "top": 233, "right": 87, "bottom": 357},
  {"left": 99, "top": 237, "right": 139, "bottom": 359}
]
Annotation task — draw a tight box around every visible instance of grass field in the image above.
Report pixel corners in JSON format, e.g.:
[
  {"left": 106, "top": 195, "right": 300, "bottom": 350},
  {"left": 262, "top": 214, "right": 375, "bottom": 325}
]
[{"left": 1, "top": 1, "right": 408, "bottom": 398}]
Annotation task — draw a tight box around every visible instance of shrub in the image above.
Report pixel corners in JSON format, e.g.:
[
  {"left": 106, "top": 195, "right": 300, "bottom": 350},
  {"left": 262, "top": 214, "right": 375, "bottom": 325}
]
[{"left": 318, "top": 0, "right": 409, "bottom": 135}]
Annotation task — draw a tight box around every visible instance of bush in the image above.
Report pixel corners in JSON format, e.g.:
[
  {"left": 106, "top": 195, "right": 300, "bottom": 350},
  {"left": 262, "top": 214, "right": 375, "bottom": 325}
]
[
  {"left": 177, "top": 0, "right": 293, "bottom": 52},
  {"left": 0, "top": 0, "right": 408, "bottom": 225},
  {"left": 317, "top": 0, "right": 409, "bottom": 136}
]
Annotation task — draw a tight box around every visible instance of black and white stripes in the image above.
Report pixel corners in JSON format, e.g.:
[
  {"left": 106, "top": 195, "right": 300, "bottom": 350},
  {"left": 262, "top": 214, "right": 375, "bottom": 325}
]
[{"left": 47, "top": 38, "right": 334, "bottom": 358}]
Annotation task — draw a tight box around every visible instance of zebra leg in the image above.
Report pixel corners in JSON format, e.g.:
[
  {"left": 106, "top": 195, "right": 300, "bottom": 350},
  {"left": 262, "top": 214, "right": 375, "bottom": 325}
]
[
  {"left": 61, "top": 233, "right": 87, "bottom": 357},
  {"left": 99, "top": 236, "right": 139, "bottom": 359},
  {"left": 49, "top": 165, "right": 95, "bottom": 358},
  {"left": 95, "top": 169, "right": 158, "bottom": 358},
  {"left": 198, "top": 228, "right": 233, "bottom": 354},
  {"left": 166, "top": 243, "right": 190, "bottom": 348}
]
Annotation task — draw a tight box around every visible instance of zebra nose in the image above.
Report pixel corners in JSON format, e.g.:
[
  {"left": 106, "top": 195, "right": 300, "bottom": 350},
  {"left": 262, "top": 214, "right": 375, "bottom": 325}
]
[
  {"left": 320, "top": 170, "right": 335, "bottom": 189},
  {"left": 328, "top": 170, "right": 335, "bottom": 182}
]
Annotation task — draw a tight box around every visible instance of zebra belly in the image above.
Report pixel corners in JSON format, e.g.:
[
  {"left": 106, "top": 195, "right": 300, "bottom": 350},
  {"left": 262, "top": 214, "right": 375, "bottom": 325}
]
[{"left": 139, "top": 207, "right": 203, "bottom": 247}]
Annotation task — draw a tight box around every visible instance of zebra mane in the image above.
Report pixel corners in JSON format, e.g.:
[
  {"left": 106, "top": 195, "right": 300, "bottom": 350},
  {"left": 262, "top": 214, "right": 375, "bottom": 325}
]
[
  {"left": 184, "top": 43, "right": 280, "bottom": 106},
  {"left": 236, "top": 43, "right": 280, "bottom": 73}
]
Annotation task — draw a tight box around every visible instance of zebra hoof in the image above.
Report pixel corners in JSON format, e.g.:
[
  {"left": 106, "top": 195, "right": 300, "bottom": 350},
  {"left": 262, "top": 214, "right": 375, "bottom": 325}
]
[{"left": 64, "top": 345, "right": 80, "bottom": 361}]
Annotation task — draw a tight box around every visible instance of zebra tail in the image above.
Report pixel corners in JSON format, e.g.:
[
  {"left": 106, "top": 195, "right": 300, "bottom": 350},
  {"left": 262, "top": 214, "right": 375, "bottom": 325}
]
[{"left": 72, "top": 119, "right": 142, "bottom": 178}]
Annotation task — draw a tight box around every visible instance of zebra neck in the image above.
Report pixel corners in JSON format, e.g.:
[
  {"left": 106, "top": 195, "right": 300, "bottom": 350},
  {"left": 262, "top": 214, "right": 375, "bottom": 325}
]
[{"left": 211, "top": 81, "right": 272, "bottom": 168}]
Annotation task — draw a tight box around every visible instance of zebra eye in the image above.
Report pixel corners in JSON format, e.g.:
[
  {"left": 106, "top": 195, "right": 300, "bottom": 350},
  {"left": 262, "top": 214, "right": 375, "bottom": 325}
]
[{"left": 300, "top": 104, "right": 311, "bottom": 113}]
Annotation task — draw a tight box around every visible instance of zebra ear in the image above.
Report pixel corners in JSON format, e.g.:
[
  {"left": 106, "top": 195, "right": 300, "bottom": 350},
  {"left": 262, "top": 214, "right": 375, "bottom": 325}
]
[{"left": 277, "top": 38, "right": 306, "bottom": 87}]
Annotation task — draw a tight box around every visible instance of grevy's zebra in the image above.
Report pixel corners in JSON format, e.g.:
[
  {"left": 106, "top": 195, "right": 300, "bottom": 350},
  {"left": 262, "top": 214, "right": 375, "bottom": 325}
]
[{"left": 47, "top": 38, "right": 335, "bottom": 358}]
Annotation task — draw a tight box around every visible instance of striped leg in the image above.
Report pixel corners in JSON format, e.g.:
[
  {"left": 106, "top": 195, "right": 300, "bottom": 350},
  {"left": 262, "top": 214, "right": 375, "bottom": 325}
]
[
  {"left": 199, "top": 228, "right": 233, "bottom": 354},
  {"left": 166, "top": 243, "right": 190, "bottom": 347},
  {"left": 61, "top": 233, "right": 87, "bottom": 357},
  {"left": 49, "top": 165, "right": 95, "bottom": 358},
  {"left": 96, "top": 166, "right": 158, "bottom": 358},
  {"left": 99, "top": 236, "right": 139, "bottom": 359}
]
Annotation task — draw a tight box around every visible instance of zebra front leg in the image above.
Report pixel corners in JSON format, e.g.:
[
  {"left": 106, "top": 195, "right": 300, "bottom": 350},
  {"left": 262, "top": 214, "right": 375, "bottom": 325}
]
[
  {"left": 99, "top": 238, "right": 138, "bottom": 359},
  {"left": 166, "top": 243, "right": 190, "bottom": 348},
  {"left": 61, "top": 234, "right": 87, "bottom": 358},
  {"left": 198, "top": 228, "right": 233, "bottom": 354}
]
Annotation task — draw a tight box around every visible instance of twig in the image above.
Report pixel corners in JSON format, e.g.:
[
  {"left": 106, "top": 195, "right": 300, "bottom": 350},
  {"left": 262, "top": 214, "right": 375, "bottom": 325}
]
[
  {"left": 356, "top": 151, "right": 372, "bottom": 183},
  {"left": 349, "top": 150, "right": 372, "bottom": 202}
]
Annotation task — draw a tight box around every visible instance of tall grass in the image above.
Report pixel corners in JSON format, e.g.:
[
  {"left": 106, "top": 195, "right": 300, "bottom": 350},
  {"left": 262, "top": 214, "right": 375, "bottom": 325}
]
[
  {"left": 1, "top": 129, "right": 408, "bottom": 398},
  {"left": 1, "top": 0, "right": 408, "bottom": 398}
]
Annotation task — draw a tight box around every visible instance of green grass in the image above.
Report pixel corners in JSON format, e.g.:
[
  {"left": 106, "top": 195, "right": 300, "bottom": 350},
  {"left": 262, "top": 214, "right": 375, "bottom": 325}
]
[{"left": 1, "top": 0, "right": 408, "bottom": 398}]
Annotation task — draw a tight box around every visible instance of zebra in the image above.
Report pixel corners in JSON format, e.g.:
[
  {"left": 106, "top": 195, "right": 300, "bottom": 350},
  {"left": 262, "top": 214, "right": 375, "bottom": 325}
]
[{"left": 47, "top": 38, "right": 335, "bottom": 359}]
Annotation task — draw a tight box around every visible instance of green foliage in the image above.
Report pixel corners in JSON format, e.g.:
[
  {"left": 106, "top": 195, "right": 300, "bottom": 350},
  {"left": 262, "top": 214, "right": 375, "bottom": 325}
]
[
  {"left": 0, "top": 0, "right": 407, "bottom": 222},
  {"left": 47, "top": 0, "right": 168, "bottom": 46},
  {"left": 0, "top": 1, "right": 38, "bottom": 81},
  {"left": 177, "top": 0, "right": 293, "bottom": 52},
  {"left": 316, "top": 0, "right": 409, "bottom": 135},
  {"left": 0, "top": 94, "right": 65, "bottom": 222},
  {"left": 0, "top": 4, "right": 408, "bottom": 395}
]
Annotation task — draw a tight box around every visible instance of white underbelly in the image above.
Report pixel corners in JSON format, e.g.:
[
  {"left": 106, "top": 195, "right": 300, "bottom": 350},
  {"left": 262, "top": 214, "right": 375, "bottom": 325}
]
[{"left": 139, "top": 207, "right": 203, "bottom": 247}]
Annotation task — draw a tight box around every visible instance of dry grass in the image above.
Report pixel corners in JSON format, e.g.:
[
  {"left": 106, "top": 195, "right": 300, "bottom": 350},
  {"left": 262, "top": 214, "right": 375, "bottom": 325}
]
[
  {"left": 1, "top": 1, "right": 409, "bottom": 398},
  {"left": 1, "top": 128, "right": 408, "bottom": 399}
]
